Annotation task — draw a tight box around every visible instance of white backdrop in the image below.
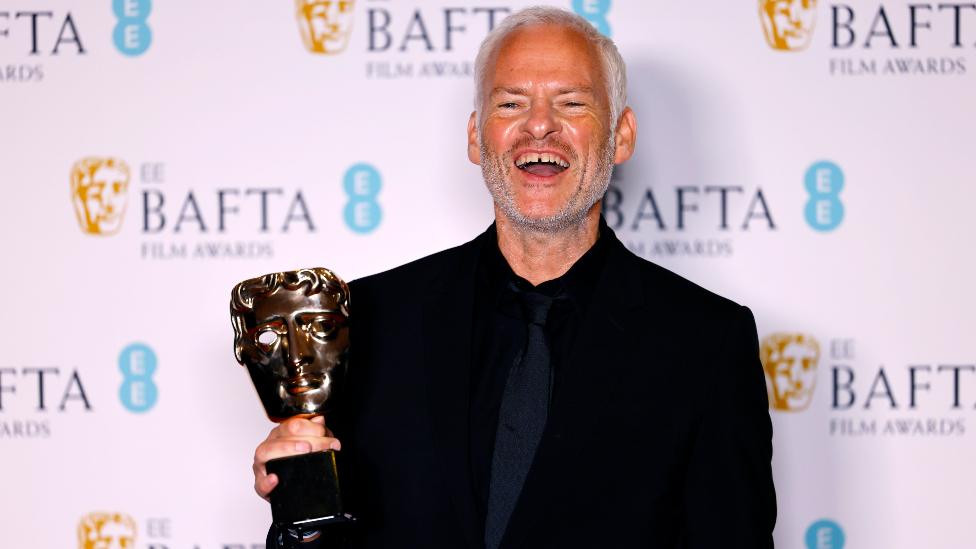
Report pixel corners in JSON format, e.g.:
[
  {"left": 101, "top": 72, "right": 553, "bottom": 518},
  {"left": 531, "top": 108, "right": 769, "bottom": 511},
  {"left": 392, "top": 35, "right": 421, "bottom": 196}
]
[{"left": 2, "top": 1, "right": 975, "bottom": 548}]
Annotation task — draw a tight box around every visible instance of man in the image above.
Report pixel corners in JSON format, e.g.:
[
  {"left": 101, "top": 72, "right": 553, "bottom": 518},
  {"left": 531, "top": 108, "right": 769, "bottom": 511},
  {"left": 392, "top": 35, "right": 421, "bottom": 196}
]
[{"left": 254, "top": 7, "right": 776, "bottom": 548}]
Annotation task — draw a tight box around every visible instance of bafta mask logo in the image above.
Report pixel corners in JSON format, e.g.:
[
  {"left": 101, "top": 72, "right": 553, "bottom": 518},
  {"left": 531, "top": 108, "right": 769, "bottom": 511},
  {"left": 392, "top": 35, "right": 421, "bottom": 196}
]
[
  {"left": 295, "top": 0, "right": 356, "bottom": 55},
  {"left": 760, "top": 333, "right": 820, "bottom": 411},
  {"left": 758, "top": 0, "right": 818, "bottom": 51},
  {"left": 70, "top": 157, "right": 131, "bottom": 235},
  {"left": 77, "top": 512, "right": 136, "bottom": 549}
]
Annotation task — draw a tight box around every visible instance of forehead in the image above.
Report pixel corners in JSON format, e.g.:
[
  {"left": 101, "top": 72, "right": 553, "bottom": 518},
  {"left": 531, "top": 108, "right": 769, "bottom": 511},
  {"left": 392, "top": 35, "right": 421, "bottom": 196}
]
[
  {"left": 766, "top": 0, "right": 813, "bottom": 7},
  {"left": 780, "top": 340, "right": 818, "bottom": 357},
  {"left": 99, "top": 521, "right": 134, "bottom": 536},
  {"left": 488, "top": 23, "right": 605, "bottom": 91},
  {"left": 92, "top": 165, "right": 126, "bottom": 181},
  {"left": 251, "top": 287, "right": 341, "bottom": 321}
]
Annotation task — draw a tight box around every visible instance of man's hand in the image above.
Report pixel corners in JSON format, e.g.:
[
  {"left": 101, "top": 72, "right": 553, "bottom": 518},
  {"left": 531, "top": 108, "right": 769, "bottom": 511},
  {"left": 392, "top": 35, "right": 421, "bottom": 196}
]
[{"left": 253, "top": 416, "right": 341, "bottom": 501}]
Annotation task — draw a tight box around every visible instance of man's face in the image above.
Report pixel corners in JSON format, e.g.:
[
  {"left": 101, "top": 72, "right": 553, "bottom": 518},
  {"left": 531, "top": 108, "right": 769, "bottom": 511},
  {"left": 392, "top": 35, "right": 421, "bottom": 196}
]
[
  {"left": 238, "top": 287, "right": 349, "bottom": 420},
  {"left": 71, "top": 158, "right": 130, "bottom": 235},
  {"left": 469, "top": 24, "right": 631, "bottom": 233},
  {"left": 759, "top": 0, "right": 818, "bottom": 51},
  {"left": 296, "top": 0, "right": 355, "bottom": 54},
  {"left": 762, "top": 335, "right": 819, "bottom": 411}
]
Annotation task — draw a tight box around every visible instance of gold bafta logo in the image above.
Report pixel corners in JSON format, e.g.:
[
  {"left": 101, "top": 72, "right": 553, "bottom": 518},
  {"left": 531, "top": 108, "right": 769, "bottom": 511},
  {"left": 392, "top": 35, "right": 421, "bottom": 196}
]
[
  {"left": 77, "top": 512, "right": 136, "bottom": 549},
  {"left": 295, "top": 0, "right": 356, "bottom": 54},
  {"left": 760, "top": 333, "right": 820, "bottom": 411},
  {"left": 758, "top": 0, "right": 818, "bottom": 51},
  {"left": 70, "top": 157, "right": 131, "bottom": 235}
]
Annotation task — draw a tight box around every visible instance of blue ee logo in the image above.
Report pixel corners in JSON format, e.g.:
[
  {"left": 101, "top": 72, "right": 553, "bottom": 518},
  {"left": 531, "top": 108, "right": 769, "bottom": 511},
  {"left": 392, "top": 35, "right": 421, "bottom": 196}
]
[
  {"left": 804, "top": 160, "right": 844, "bottom": 232},
  {"left": 118, "top": 343, "right": 158, "bottom": 413},
  {"left": 343, "top": 163, "right": 382, "bottom": 234},
  {"left": 806, "top": 519, "right": 845, "bottom": 549},
  {"left": 572, "top": 0, "right": 612, "bottom": 37},
  {"left": 113, "top": 0, "right": 152, "bottom": 56}
]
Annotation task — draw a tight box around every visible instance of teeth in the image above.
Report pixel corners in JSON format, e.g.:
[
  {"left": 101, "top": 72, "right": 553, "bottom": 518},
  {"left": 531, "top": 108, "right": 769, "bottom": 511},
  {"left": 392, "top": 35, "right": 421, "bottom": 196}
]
[{"left": 515, "top": 153, "right": 569, "bottom": 168}]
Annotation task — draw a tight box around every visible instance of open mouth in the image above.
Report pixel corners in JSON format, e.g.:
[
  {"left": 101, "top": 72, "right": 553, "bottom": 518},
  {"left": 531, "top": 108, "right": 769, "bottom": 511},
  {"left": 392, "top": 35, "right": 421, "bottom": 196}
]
[{"left": 514, "top": 152, "right": 570, "bottom": 177}]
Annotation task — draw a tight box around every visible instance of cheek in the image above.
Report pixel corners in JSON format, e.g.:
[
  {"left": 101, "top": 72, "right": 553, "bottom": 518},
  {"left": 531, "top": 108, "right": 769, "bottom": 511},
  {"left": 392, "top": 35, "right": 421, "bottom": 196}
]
[
  {"left": 243, "top": 343, "right": 280, "bottom": 366},
  {"left": 482, "top": 117, "right": 519, "bottom": 149},
  {"left": 311, "top": 344, "right": 339, "bottom": 365},
  {"left": 568, "top": 116, "right": 609, "bottom": 156}
]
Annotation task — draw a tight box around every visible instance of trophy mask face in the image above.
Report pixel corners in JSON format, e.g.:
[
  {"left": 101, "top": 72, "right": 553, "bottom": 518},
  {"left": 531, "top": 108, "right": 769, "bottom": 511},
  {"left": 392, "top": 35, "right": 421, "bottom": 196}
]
[
  {"left": 759, "top": 0, "right": 818, "bottom": 51},
  {"left": 70, "top": 157, "right": 131, "bottom": 235},
  {"left": 296, "top": 0, "right": 356, "bottom": 54},
  {"left": 760, "top": 333, "right": 820, "bottom": 411},
  {"left": 233, "top": 270, "right": 349, "bottom": 421},
  {"left": 78, "top": 512, "right": 136, "bottom": 549}
]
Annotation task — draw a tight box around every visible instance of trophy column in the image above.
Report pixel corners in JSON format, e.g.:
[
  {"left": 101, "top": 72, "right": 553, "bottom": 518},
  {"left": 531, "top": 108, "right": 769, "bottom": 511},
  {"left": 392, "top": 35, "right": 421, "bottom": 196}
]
[{"left": 230, "top": 268, "right": 357, "bottom": 539}]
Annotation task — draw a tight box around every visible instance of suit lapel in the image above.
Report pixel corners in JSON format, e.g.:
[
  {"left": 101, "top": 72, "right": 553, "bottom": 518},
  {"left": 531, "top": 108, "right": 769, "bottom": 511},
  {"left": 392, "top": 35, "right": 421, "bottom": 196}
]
[
  {"left": 422, "top": 235, "right": 485, "bottom": 549},
  {"left": 499, "top": 234, "right": 649, "bottom": 549}
]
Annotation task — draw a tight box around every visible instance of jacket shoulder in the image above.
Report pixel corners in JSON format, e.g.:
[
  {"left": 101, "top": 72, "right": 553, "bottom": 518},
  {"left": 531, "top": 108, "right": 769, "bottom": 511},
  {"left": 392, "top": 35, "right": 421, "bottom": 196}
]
[
  {"left": 617, "top": 243, "right": 746, "bottom": 317},
  {"left": 349, "top": 234, "right": 482, "bottom": 297}
]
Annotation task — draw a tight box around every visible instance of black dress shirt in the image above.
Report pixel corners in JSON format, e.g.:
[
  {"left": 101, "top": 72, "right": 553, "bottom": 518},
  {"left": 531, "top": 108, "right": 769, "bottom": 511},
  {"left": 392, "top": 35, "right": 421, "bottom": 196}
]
[{"left": 468, "top": 219, "right": 609, "bottom": 535}]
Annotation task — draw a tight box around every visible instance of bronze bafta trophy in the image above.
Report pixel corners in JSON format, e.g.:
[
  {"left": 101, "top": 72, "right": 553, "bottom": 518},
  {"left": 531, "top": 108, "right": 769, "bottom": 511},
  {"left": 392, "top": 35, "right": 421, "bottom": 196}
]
[{"left": 230, "top": 268, "right": 355, "bottom": 537}]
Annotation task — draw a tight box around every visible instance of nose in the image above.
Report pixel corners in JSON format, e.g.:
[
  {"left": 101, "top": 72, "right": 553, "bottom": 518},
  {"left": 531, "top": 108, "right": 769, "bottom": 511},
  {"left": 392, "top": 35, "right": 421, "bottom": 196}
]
[
  {"left": 285, "top": 325, "right": 313, "bottom": 373},
  {"left": 522, "top": 100, "right": 560, "bottom": 141},
  {"left": 788, "top": 360, "right": 804, "bottom": 386}
]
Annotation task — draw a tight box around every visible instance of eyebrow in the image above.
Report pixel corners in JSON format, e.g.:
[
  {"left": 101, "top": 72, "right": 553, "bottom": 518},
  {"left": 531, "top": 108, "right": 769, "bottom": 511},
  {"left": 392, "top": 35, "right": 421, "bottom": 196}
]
[
  {"left": 489, "top": 86, "right": 596, "bottom": 97},
  {"left": 557, "top": 86, "right": 595, "bottom": 95},
  {"left": 490, "top": 86, "right": 529, "bottom": 96}
]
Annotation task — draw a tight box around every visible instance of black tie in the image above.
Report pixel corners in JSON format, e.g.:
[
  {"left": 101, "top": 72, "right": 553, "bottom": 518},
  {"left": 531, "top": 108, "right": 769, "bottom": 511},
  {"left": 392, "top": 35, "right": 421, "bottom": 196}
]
[{"left": 485, "top": 287, "right": 555, "bottom": 549}]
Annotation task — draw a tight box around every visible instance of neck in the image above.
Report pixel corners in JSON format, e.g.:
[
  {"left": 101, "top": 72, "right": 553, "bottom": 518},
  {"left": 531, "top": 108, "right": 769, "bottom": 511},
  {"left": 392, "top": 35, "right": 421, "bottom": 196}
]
[{"left": 495, "top": 204, "right": 601, "bottom": 286}]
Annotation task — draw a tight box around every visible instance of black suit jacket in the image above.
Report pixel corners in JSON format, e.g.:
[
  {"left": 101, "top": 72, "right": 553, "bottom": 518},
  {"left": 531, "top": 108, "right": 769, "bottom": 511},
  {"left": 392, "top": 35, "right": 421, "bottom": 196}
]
[{"left": 271, "top": 226, "right": 776, "bottom": 548}]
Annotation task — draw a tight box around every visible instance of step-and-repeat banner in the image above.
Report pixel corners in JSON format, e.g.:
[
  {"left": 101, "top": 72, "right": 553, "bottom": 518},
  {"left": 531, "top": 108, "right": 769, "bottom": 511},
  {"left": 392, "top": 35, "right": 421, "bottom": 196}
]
[{"left": 2, "top": 1, "right": 974, "bottom": 547}]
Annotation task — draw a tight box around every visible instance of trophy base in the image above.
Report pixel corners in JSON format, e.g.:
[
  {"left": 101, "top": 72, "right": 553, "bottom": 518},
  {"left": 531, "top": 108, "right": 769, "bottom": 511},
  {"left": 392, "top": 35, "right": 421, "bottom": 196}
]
[
  {"left": 266, "top": 450, "right": 356, "bottom": 537},
  {"left": 279, "top": 513, "right": 356, "bottom": 542}
]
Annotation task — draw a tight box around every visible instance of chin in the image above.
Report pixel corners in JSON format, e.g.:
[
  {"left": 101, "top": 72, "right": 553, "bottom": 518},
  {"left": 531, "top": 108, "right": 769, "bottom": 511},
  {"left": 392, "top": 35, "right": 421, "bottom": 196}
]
[
  {"left": 515, "top": 194, "right": 570, "bottom": 215},
  {"left": 517, "top": 205, "right": 562, "bottom": 219}
]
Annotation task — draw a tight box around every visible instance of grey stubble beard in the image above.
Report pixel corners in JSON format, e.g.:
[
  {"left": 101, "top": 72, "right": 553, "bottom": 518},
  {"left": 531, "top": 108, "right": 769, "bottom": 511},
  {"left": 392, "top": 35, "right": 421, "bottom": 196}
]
[{"left": 479, "top": 132, "right": 615, "bottom": 234}]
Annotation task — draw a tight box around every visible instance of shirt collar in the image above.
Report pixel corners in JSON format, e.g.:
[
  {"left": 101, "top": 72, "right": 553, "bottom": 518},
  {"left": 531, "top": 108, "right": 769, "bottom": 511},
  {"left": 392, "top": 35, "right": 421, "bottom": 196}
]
[{"left": 477, "top": 217, "right": 610, "bottom": 314}]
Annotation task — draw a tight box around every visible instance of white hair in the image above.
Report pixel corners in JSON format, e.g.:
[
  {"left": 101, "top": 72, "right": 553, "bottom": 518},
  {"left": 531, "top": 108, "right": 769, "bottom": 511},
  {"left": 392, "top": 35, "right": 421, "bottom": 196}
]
[{"left": 473, "top": 6, "right": 628, "bottom": 127}]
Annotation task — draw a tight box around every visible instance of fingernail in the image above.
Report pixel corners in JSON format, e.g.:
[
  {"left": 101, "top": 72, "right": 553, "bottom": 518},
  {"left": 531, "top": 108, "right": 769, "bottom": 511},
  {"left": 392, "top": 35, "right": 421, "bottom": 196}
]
[
  {"left": 329, "top": 440, "right": 341, "bottom": 451},
  {"left": 311, "top": 416, "right": 325, "bottom": 424}
]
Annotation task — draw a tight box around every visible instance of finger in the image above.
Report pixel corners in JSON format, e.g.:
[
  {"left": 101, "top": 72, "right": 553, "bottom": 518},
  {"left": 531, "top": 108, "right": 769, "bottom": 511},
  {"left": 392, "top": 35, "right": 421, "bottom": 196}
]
[
  {"left": 254, "top": 437, "right": 341, "bottom": 467},
  {"left": 255, "top": 471, "right": 278, "bottom": 501},
  {"left": 274, "top": 417, "right": 327, "bottom": 438},
  {"left": 309, "top": 416, "right": 335, "bottom": 437},
  {"left": 284, "top": 435, "right": 340, "bottom": 452},
  {"left": 255, "top": 438, "right": 312, "bottom": 467}
]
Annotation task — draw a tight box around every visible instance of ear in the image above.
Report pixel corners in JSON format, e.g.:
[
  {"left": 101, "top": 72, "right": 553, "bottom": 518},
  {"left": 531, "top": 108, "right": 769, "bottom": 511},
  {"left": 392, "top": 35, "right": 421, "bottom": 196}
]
[
  {"left": 612, "top": 107, "right": 637, "bottom": 165},
  {"left": 467, "top": 111, "right": 481, "bottom": 165}
]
